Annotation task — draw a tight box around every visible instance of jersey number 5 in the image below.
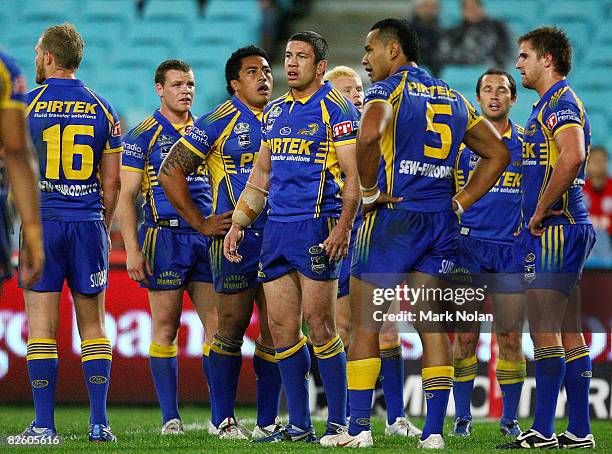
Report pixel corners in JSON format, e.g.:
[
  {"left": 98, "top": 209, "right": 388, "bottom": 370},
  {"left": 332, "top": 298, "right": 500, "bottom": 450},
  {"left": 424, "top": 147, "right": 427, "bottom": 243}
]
[
  {"left": 424, "top": 102, "right": 452, "bottom": 160},
  {"left": 43, "top": 124, "right": 94, "bottom": 180}
]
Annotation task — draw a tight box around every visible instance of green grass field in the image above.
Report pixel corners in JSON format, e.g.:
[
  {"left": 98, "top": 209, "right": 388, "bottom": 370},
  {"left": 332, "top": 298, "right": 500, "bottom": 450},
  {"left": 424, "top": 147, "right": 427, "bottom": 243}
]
[{"left": 0, "top": 405, "right": 609, "bottom": 452}]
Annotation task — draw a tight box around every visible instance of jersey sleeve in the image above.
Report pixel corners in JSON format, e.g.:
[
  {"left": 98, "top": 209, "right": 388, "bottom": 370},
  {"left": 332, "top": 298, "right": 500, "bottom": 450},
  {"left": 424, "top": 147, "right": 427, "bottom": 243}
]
[
  {"left": 121, "top": 129, "right": 149, "bottom": 173},
  {"left": 543, "top": 99, "right": 582, "bottom": 138},
  {"left": 178, "top": 114, "right": 220, "bottom": 161},
  {"left": 104, "top": 102, "right": 123, "bottom": 153},
  {"left": 0, "top": 55, "right": 27, "bottom": 111},
  {"left": 456, "top": 91, "right": 483, "bottom": 130},
  {"left": 363, "top": 79, "right": 394, "bottom": 107},
  {"left": 328, "top": 95, "right": 360, "bottom": 147}
]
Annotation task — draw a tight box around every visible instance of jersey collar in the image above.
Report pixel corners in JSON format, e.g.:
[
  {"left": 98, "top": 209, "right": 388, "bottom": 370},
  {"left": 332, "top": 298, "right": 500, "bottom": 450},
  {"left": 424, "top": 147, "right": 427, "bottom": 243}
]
[
  {"left": 395, "top": 65, "right": 427, "bottom": 77},
  {"left": 534, "top": 78, "right": 568, "bottom": 107},
  {"left": 284, "top": 81, "right": 330, "bottom": 105},
  {"left": 153, "top": 109, "right": 193, "bottom": 134},
  {"left": 232, "top": 95, "right": 264, "bottom": 121},
  {"left": 43, "top": 77, "right": 84, "bottom": 87}
]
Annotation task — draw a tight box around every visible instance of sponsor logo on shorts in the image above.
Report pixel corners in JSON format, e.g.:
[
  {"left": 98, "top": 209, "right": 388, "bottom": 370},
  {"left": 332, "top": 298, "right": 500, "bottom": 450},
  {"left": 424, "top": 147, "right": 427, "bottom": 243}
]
[
  {"left": 31, "top": 380, "right": 49, "bottom": 388},
  {"left": 157, "top": 271, "right": 182, "bottom": 286},
  {"left": 524, "top": 264, "right": 536, "bottom": 283},
  {"left": 223, "top": 274, "right": 249, "bottom": 291},
  {"left": 308, "top": 245, "right": 323, "bottom": 254},
  {"left": 257, "top": 262, "right": 266, "bottom": 278},
  {"left": 90, "top": 269, "right": 108, "bottom": 288},
  {"left": 89, "top": 375, "right": 108, "bottom": 384}
]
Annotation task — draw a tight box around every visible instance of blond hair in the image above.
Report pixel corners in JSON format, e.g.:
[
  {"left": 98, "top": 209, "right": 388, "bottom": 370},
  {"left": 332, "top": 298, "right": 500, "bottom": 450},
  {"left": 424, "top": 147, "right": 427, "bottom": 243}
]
[{"left": 324, "top": 65, "right": 360, "bottom": 83}]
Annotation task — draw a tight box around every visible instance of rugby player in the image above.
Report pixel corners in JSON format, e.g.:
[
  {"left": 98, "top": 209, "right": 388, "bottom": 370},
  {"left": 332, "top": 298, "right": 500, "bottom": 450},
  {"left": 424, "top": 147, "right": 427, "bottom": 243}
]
[
  {"left": 224, "top": 32, "right": 361, "bottom": 444},
  {"left": 498, "top": 26, "right": 595, "bottom": 449},
  {"left": 332, "top": 19, "right": 510, "bottom": 448},
  {"left": 116, "top": 60, "right": 224, "bottom": 435},
  {"left": 326, "top": 65, "right": 421, "bottom": 438},
  {"left": 159, "top": 46, "right": 281, "bottom": 440},
  {"left": 21, "top": 23, "right": 122, "bottom": 442},
  {"left": 451, "top": 69, "right": 525, "bottom": 438},
  {"left": 0, "top": 50, "right": 43, "bottom": 294}
]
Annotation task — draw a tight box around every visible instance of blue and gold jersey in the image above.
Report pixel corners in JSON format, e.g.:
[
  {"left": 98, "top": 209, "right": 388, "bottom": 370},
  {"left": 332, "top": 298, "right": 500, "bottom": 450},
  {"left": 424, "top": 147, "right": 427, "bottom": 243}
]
[
  {"left": 261, "top": 81, "right": 360, "bottom": 221},
  {"left": 0, "top": 50, "right": 27, "bottom": 202},
  {"left": 179, "top": 96, "right": 266, "bottom": 229},
  {"left": 455, "top": 121, "right": 524, "bottom": 243},
  {"left": 25, "top": 78, "right": 123, "bottom": 221},
  {"left": 122, "top": 110, "right": 212, "bottom": 230},
  {"left": 522, "top": 79, "right": 590, "bottom": 226},
  {"left": 364, "top": 66, "right": 483, "bottom": 212}
]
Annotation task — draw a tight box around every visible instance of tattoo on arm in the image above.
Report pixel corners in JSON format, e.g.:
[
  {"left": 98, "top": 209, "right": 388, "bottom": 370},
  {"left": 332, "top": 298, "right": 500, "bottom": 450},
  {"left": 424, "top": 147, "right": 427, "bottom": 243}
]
[{"left": 160, "top": 142, "right": 202, "bottom": 177}]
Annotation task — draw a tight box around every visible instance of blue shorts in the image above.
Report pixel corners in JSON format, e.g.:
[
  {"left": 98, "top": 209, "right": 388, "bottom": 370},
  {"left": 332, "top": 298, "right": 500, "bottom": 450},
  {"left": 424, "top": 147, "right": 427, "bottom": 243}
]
[
  {"left": 0, "top": 203, "right": 13, "bottom": 283},
  {"left": 338, "top": 216, "right": 363, "bottom": 298},
  {"left": 139, "top": 225, "right": 212, "bottom": 290},
  {"left": 453, "top": 235, "right": 524, "bottom": 294},
  {"left": 516, "top": 224, "right": 596, "bottom": 295},
  {"left": 210, "top": 229, "right": 262, "bottom": 294},
  {"left": 258, "top": 217, "right": 342, "bottom": 282},
  {"left": 350, "top": 208, "right": 458, "bottom": 288},
  {"left": 24, "top": 220, "right": 108, "bottom": 294}
]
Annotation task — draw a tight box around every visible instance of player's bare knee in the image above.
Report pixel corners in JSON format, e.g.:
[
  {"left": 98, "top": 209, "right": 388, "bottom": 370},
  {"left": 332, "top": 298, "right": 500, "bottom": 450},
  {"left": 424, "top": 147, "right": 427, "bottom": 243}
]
[
  {"left": 498, "top": 332, "right": 523, "bottom": 360},
  {"left": 379, "top": 330, "right": 400, "bottom": 348}
]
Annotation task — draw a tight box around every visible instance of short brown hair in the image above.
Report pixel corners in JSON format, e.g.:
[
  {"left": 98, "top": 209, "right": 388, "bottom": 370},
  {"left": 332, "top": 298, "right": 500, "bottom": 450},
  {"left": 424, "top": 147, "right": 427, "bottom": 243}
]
[
  {"left": 40, "top": 23, "right": 84, "bottom": 70},
  {"left": 155, "top": 59, "right": 192, "bottom": 85},
  {"left": 518, "top": 26, "right": 572, "bottom": 76}
]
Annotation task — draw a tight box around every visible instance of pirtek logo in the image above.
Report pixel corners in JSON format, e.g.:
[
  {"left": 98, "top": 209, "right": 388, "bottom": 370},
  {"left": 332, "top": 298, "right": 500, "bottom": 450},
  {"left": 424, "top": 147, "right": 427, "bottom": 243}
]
[
  {"left": 89, "top": 376, "right": 108, "bottom": 384},
  {"left": 31, "top": 380, "right": 49, "bottom": 388}
]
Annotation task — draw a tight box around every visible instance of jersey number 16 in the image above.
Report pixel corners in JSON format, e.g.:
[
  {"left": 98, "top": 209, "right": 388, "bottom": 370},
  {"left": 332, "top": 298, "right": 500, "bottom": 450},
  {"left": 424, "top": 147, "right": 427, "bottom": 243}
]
[{"left": 42, "top": 124, "right": 94, "bottom": 180}]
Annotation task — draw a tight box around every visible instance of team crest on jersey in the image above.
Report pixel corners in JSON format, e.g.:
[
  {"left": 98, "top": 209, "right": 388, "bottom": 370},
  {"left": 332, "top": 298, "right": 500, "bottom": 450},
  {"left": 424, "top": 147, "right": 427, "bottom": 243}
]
[
  {"left": 469, "top": 153, "right": 480, "bottom": 168},
  {"left": 546, "top": 113, "right": 558, "bottom": 130},
  {"left": 234, "top": 122, "right": 251, "bottom": 148},
  {"left": 298, "top": 123, "right": 319, "bottom": 136},
  {"left": 158, "top": 135, "right": 175, "bottom": 158},
  {"left": 265, "top": 105, "right": 283, "bottom": 133}
]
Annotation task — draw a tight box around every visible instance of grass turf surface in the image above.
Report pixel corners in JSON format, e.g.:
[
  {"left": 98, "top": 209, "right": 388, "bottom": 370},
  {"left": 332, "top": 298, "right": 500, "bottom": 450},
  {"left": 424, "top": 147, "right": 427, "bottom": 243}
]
[{"left": 0, "top": 406, "right": 609, "bottom": 452}]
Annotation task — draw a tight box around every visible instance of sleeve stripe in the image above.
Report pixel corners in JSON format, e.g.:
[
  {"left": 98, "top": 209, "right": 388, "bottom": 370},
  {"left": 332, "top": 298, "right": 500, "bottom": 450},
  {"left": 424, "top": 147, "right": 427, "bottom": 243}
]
[
  {"left": 553, "top": 122, "right": 581, "bottom": 138},
  {"left": 121, "top": 165, "right": 145, "bottom": 173},
  {"left": 178, "top": 137, "right": 207, "bottom": 160},
  {"left": 85, "top": 87, "right": 115, "bottom": 125},
  {"left": 466, "top": 115, "right": 484, "bottom": 131},
  {"left": 103, "top": 146, "right": 123, "bottom": 154},
  {"left": 334, "top": 138, "right": 357, "bottom": 147},
  {"left": 364, "top": 99, "right": 393, "bottom": 108}
]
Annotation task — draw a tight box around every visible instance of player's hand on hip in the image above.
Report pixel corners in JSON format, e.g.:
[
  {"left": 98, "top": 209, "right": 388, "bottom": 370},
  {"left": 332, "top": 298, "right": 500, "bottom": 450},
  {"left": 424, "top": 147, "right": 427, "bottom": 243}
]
[
  {"left": 528, "top": 206, "right": 563, "bottom": 236},
  {"left": 223, "top": 223, "right": 244, "bottom": 263},
  {"left": 322, "top": 221, "right": 351, "bottom": 262},
  {"left": 362, "top": 192, "right": 403, "bottom": 217},
  {"left": 126, "top": 250, "right": 152, "bottom": 284},
  {"left": 200, "top": 210, "right": 233, "bottom": 237},
  {"left": 19, "top": 223, "right": 44, "bottom": 289}
]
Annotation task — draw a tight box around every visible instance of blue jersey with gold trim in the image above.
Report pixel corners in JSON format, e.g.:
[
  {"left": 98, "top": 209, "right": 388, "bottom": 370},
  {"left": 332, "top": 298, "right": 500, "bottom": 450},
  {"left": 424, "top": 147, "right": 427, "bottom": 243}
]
[
  {"left": 179, "top": 96, "right": 265, "bottom": 229},
  {"left": 0, "top": 50, "right": 27, "bottom": 202},
  {"left": 364, "top": 66, "right": 483, "bottom": 212},
  {"left": 455, "top": 121, "right": 523, "bottom": 243},
  {"left": 122, "top": 110, "right": 212, "bottom": 229},
  {"left": 25, "top": 78, "right": 123, "bottom": 221},
  {"left": 522, "top": 79, "right": 590, "bottom": 226},
  {"left": 261, "top": 81, "right": 360, "bottom": 221}
]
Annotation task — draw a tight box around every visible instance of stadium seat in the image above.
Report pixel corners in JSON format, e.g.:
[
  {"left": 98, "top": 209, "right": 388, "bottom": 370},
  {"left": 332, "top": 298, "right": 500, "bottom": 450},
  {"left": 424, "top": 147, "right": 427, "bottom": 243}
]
[
  {"left": 573, "top": 67, "right": 610, "bottom": 91},
  {"left": 439, "top": 0, "right": 462, "bottom": 28},
  {"left": 143, "top": 0, "right": 199, "bottom": 23},
  {"left": 205, "top": 0, "right": 261, "bottom": 25},
  {"left": 588, "top": 111, "right": 609, "bottom": 146},
  {"left": 22, "top": 0, "right": 78, "bottom": 23},
  {"left": 440, "top": 65, "right": 490, "bottom": 96},
  {"left": 82, "top": 0, "right": 134, "bottom": 24},
  {"left": 542, "top": 0, "right": 599, "bottom": 29},
  {"left": 128, "top": 22, "right": 185, "bottom": 49}
]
